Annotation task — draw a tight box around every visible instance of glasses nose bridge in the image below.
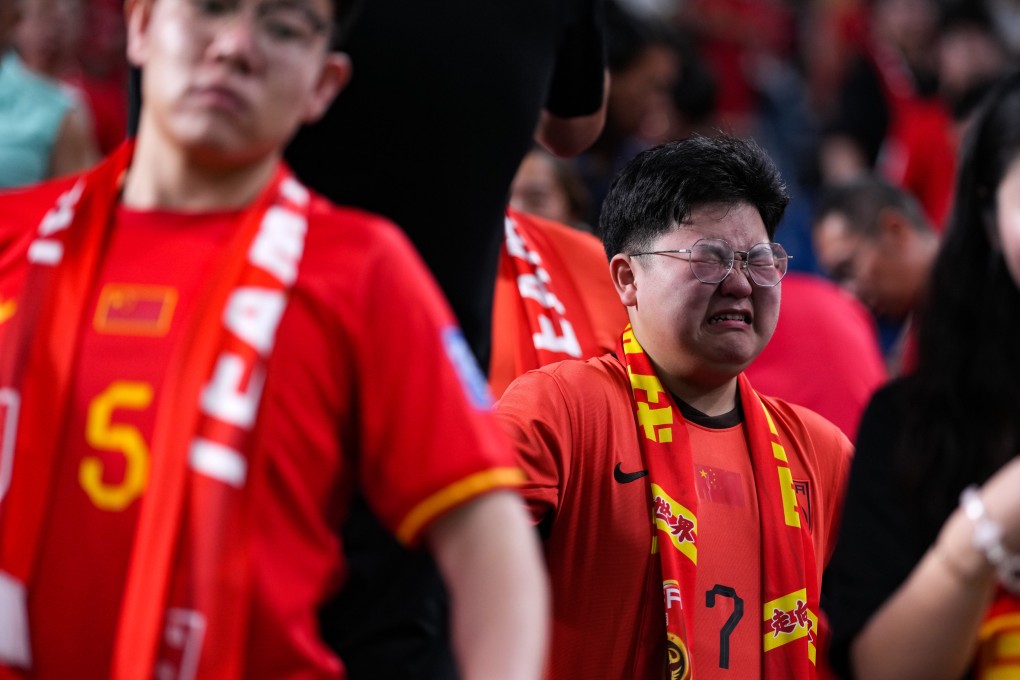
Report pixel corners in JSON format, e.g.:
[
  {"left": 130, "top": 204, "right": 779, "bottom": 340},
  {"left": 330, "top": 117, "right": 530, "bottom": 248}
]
[
  {"left": 732, "top": 249, "right": 751, "bottom": 271},
  {"left": 720, "top": 255, "right": 755, "bottom": 285}
]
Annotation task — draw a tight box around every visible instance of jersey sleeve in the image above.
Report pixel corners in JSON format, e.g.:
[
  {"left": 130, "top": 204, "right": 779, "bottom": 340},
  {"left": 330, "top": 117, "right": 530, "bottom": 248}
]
[
  {"left": 494, "top": 369, "right": 576, "bottom": 528},
  {"left": 351, "top": 220, "right": 522, "bottom": 546}
]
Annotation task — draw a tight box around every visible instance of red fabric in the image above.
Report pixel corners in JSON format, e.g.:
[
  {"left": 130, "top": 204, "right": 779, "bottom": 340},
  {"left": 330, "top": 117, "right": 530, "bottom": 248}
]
[
  {"left": 617, "top": 325, "right": 823, "bottom": 679},
  {"left": 878, "top": 97, "right": 957, "bottom": 230},
  {"left": 975, "top": 591, "right": 1020, "bottom": 677},
  {"left": 745, "top": 273, "right": 886, "bottom": 440},
  {"left": 496, "top": 353, "right": 853, "bottom": 679},
  {"left": 0, "top": 149, "right": 518, "bottom": 678},
  {"left": 688, "top": 0, "right": 793, "bottom": 122},
  {"left": 489, "top": 210, "right": 626, "bottom": 396},
  {"left": 31, "top": 208, "right": 238, "bottom": 677},
  {"left": 867, "top": 43, "right": 957, "bottom": 230},
  {"left": 689, "top": 424, "right": 762, "bottom": 679}
]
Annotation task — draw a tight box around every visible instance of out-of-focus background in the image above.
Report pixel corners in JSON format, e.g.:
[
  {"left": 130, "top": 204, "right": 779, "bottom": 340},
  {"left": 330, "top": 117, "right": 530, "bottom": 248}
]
[{"left": 2, "top": 0, "right": 1015, "bottom": 372}]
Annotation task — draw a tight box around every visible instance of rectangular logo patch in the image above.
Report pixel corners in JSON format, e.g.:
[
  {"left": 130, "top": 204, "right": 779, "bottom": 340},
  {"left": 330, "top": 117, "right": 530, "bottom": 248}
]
[
  {"left": 94, "top": 284, "right": 177, "bottom": 336},
  {"left": 694, "top": 464, "right": 746, "bottom": 507}
]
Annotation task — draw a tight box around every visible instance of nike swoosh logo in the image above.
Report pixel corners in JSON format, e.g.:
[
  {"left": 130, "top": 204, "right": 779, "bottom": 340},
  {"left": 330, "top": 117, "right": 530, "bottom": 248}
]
[{"left": 614, "top": 462, "right": 649, "bottom": 484}]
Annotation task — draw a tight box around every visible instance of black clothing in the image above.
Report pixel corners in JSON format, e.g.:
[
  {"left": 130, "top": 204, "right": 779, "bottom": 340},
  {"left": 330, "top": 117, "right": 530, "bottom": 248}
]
[
  {"left": 824, "top": 379, "right": 970, "bottom": 678},
  {"left": 286, "top": 0, "right": 606, "bottom": 372}
]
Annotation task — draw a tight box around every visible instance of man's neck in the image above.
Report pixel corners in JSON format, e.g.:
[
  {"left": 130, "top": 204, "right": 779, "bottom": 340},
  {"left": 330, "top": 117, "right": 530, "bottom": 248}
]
[
  {"left": 668, "top": 381, "right": 739, "bottom": 417},
  {"left": 653, "top": 364, "right": 739, "bottom": 417},
  {"left": 122, "top": 128, "right": 279, "bottom": 212}
]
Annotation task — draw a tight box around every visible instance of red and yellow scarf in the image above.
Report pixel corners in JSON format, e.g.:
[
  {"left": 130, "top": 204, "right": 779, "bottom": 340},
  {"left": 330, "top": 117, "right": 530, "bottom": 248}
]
[
  {"left": 617, "top": 324, "right": 821, "bottom": 679},
  {"left": 0, "top": 144, "right": 310, "bottom": 679},
  {"left": 975, "top": 590, "right": 1020, "bottom": 676}
]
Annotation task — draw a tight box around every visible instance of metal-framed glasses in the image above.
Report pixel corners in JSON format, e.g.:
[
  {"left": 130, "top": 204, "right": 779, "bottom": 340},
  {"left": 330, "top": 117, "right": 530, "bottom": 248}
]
[
  {"left": 185, "top": 0, "right": 331, "bottom": 50},
  {"left": 630, "top": 238, "right": 791, "bottom": 287}
]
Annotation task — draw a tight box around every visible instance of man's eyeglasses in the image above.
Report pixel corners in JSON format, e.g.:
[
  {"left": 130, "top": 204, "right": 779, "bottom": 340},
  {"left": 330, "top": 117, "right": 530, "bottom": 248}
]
[{"left": 629, "top": 238, "right": 791, "bottom": 287}]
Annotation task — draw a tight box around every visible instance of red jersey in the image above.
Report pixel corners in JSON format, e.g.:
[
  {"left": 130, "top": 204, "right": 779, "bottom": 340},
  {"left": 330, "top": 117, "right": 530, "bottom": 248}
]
[
  {"left": 0, "top": 174, "right": 518, "bottom": 678},
  {"left": 496, "top": 355, "right": 852, "bottom": 680}
]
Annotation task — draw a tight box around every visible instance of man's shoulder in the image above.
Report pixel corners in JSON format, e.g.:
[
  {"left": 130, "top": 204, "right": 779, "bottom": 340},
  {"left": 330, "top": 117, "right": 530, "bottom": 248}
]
[
  {"left": 531, "top": 353, "right": 626, "bottom": 388},
  {"left": 303, "top": 194, "right": 431, "bottom": 275},
  {"left": 306, "top": 194, "right": 405, "bottom": 244},
  {"left": 498, "top": 353, "right": 629, "bottom": 416},
  {"left": 757, "top": 392, "right": 854, "bottom": 507},
  {"left": 757, "top": 391, "right": 852, "bottom": 451}
]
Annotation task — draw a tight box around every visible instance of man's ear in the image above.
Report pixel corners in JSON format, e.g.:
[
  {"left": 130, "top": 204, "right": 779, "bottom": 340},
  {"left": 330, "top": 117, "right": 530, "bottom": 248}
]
[
  {"left": 302, "top": 53, "right": 353, "bottom": 124},
  {"left": 125, "top": 0, "right": 155, "bottom": 68},
  {"left": 610, "top": 253, "right": 639, "bottom": 308}
]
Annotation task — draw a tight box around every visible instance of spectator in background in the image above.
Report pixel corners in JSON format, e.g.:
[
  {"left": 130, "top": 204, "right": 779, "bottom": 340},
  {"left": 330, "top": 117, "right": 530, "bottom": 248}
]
[
  {"left": 510, "top": 146, "right": 594, "bottom": 233},
  {"left": 676, "top": 0, "right": 795, "bottom": 138},
  {"left": 571, "top": 0, "right": 678, "bottom": 226},
  {"left": 0, "top": 0, "right": 98, "bottom": 188},
  {"left": 812, "top": 176, "right": 938, "bottom": 373},
  {"left": 936, "top": 3, "right": 1009, "bottom": 141},
  {"left": 12, "top": 0, "right": 125, "bottom": 154},
  {"left": 818, "top": 0, "right": 957, "bottom": 229},
  {"left": 825, "top": 68, "right": 1020, "bottom": 680},
  {"left": 665, "top": 26, "right": 718, "bottom": 140}
]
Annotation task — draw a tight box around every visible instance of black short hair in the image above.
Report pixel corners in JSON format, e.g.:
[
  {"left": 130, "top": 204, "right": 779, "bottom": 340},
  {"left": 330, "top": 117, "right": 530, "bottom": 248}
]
[
  {"left": 814, "top": 176, "right": 932, "bottom": 237},
  {"left": 599, "top": 134, "right": 788, "bottom": 259}
]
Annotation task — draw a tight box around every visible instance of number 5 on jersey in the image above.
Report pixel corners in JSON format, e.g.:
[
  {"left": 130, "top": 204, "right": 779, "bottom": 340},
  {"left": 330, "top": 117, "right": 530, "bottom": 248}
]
[{"left": 80, "top": 380, "right": 153, "bottom": 511}]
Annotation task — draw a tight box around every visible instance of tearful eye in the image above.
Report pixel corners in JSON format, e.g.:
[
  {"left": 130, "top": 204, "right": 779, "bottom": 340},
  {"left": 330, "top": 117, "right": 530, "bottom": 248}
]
[
  {"left": 747, "top": 256, "right": 776, "bottom": 268},
  {"left": 692, "top": 246, "right": 730, "bottom": 266}
]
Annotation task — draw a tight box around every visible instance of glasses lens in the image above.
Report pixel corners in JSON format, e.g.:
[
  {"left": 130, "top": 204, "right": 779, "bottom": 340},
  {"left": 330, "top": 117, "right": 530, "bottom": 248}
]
[
  {"left": 746, "top": 243, "right": 788, "bottom": 286},
  {"left": 258, "top": 4, "right": 328, "bottom": 44},
  {"left": 689, "top": 239, "right": 734, "bottom": 284}
]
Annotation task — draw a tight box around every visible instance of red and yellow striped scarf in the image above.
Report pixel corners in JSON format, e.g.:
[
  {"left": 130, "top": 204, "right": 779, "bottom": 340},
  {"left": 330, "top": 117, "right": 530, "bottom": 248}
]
[
  {"left": 616, "top": 324, "right": 821, "bottom": 679},
  {"left": 975, "top": 590, "right": 1020, "bottom": 676},
  {"left": 0, "top": 144, "right": 310, "bottom": 679}
]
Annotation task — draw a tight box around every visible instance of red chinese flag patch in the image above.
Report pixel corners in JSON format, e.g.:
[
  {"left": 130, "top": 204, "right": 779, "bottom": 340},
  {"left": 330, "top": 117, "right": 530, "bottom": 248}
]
[{"left": 94, "top": 284, "right": 178, "bottom": 336}]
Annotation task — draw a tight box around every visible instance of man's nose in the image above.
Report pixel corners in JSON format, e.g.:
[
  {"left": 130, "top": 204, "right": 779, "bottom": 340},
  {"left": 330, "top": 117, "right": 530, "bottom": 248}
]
[{"left": 206, "top": 8, "right": 267, "bottom": 72}]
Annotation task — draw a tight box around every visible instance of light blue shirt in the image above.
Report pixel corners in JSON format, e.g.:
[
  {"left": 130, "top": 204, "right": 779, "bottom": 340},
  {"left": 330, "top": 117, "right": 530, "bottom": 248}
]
[{"left": 0, "top": 50, "right": 72, "bottom": 188}]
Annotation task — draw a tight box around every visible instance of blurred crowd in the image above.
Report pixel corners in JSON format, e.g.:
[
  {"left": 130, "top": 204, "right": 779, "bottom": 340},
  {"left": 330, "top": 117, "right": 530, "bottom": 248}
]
[
  {"left": 3, "top": 0, "right": 1020, "bottom": 677},
  {"left": 2, "top": 0, "right": 1015, "bottom": 405},
  {"left": 4, "top": 0, "right": 1017, "bottom": 299}
]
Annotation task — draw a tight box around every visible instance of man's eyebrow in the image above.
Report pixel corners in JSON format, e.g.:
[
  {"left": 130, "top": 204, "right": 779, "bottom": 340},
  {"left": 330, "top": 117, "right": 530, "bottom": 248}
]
[{"left": 260, "top": 0, "right": 330, "bottom": 25}]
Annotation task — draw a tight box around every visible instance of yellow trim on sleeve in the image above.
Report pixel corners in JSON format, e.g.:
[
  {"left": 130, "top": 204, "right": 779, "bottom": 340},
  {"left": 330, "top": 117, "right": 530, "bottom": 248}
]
[{"left": 396, "top": 467, "right": 525, "bottom": 545}]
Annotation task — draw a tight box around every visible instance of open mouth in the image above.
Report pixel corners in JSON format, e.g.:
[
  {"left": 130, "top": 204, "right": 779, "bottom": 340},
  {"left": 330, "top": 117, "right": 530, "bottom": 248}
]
[{"left": 708, "top": 313, "right": 751, "bottom": 325}]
